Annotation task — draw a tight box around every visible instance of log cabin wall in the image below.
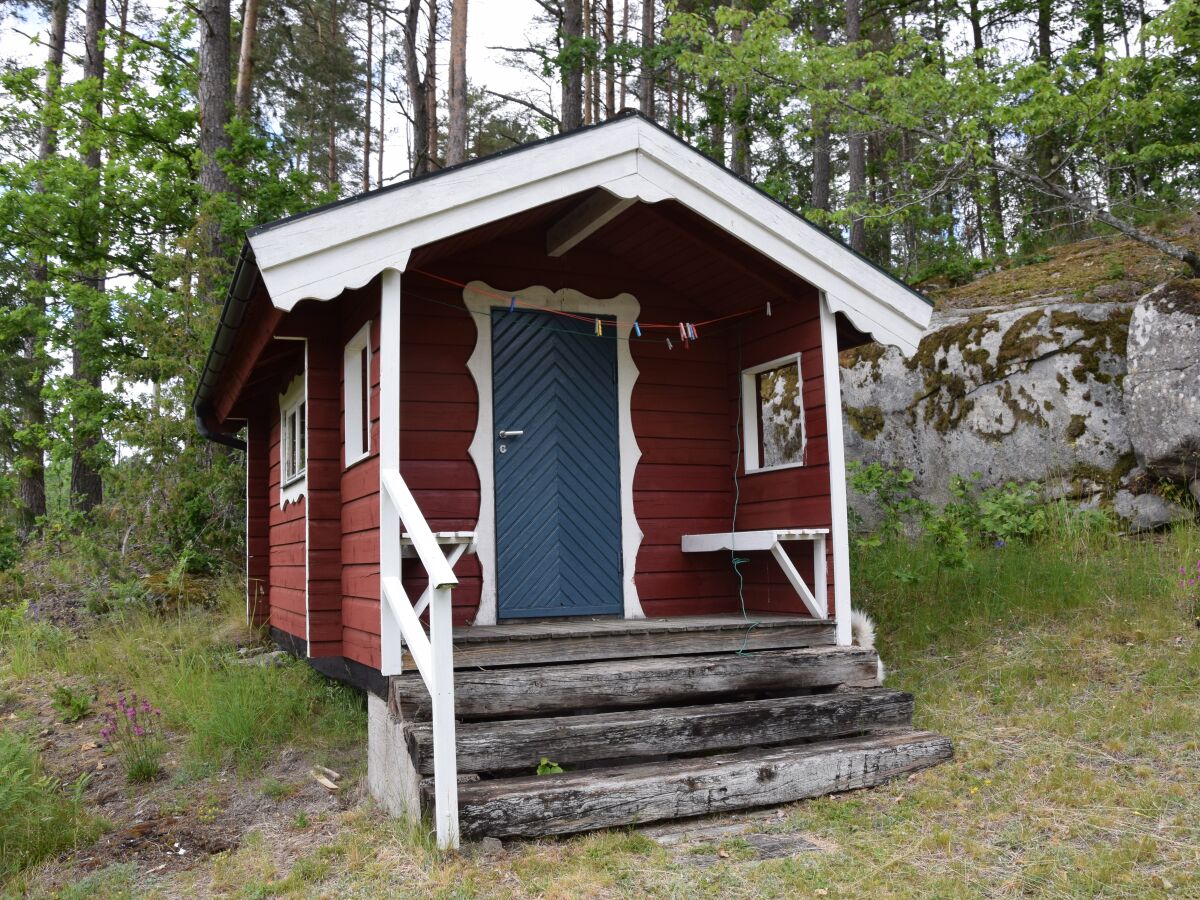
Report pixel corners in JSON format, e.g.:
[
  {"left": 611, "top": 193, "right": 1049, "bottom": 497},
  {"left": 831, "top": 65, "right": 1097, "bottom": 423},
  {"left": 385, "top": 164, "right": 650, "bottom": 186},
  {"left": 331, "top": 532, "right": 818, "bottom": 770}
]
[
  {"left": 727, "top": 288, "right": 835, "bottom": 616},
  {"left": 265, "top": 359, "right": 308, "bottom": 643},
  {"left": 339, "top": 284, "right": 383, "bottom": 670},
  {"left": 246, "top": 397, "right": 270, "bottom": 629}
]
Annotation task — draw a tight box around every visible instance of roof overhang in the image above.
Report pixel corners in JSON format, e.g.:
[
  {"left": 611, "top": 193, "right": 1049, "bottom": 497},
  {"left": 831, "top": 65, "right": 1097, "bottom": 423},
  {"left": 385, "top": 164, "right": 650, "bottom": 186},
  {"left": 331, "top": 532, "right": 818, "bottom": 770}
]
[{"left": 247, "top": 112, "right": 932, "bottom": 356}]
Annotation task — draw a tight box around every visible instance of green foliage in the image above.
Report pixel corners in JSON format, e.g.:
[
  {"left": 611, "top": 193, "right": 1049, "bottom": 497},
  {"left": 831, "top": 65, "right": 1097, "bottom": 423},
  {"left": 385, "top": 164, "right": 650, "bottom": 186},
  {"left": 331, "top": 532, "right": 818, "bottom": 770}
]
[
  {"left": 847, "top": 462, "right": 929, "bottom": 543},
  {"left": 49, "top": 685, "right": 94, "bottom": 723},
  {"left": 536, "top": 757, "right": 564, "bottom": 776},
  {"left": 0, "top": 731, "right": 99, "bottom": 882}
]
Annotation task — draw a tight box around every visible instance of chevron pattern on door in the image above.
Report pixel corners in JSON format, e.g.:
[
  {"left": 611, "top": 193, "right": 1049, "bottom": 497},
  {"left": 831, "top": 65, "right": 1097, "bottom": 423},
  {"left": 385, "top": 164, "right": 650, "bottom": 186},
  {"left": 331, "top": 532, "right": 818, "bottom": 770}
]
[{"left": 492, "top": 308, "right": 623, "bottom": 618}]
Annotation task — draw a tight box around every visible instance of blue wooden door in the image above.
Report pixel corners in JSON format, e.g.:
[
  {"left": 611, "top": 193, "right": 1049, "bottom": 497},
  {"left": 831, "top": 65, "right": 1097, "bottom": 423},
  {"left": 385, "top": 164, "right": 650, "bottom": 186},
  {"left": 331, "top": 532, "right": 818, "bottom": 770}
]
[{"left": 492, "top": 308, "right": 623, "bottom": 618}]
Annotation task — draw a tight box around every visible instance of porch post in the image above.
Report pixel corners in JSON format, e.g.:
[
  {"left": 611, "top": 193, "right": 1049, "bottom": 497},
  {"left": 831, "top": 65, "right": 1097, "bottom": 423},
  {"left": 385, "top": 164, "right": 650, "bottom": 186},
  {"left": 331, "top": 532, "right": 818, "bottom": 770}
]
[
  {"left": 379, "top": 268, "right": 403, "bottom": 674},
  {"left": 819, "top": 293, "right": 853, "bottom": 647}
]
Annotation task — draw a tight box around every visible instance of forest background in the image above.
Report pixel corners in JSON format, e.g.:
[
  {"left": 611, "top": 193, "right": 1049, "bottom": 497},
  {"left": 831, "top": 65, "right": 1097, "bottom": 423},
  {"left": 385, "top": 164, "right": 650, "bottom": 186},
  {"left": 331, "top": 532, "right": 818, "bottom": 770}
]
[{"left": 0, "top": 0, "right": 1197, "bottom": 587}]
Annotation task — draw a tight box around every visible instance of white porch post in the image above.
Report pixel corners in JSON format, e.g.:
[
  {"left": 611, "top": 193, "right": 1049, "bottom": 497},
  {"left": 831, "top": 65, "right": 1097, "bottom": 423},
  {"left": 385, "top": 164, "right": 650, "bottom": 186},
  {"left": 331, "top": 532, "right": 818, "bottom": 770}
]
[
  {"left": 379, "top": 269, "right": 403, "bottom": 675},
  {"left": 819, "top": 293, "right": 854, "bottom": 646}
]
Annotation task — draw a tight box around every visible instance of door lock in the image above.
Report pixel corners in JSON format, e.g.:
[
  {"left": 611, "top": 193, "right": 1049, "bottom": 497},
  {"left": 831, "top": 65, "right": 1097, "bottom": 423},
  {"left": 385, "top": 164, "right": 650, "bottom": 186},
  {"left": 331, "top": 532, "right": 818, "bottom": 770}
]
[{"left": 498, "top": 430, "right": 524, "bottom": 438}]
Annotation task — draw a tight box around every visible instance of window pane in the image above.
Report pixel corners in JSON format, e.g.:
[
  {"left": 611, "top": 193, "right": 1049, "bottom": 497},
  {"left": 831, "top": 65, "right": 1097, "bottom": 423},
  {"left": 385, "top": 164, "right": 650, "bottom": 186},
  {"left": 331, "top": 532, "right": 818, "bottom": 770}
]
[
  {"left": 360, "top": 346, "right": 369, "bottom": 452},
  {"left": 285, "top": 410, "right": 296, "bottom": 480},
  {"left": 757, "top": 361, "right": 804, "bottom": 468},
  {"left": 298, "top": 402, "right": 306, "bottom": 473}
]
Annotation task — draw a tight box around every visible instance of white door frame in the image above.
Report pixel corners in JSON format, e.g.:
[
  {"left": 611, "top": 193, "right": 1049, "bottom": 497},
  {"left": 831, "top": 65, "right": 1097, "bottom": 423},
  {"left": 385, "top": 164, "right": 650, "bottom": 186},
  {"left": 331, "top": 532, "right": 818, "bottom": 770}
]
[{"left": 463, "top": 280, "right": 646, "bottom": 625}]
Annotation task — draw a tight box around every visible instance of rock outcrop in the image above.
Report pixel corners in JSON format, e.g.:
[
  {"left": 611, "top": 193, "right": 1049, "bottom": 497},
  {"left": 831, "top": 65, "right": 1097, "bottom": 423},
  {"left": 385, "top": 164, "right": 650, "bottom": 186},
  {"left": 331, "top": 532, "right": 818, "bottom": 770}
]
[
  {"left": 1125, "top": 280, "right": 1200, "bottom": 483},
  {"left": 841, "top": 299, "right": 1134, "bottom": 507}
]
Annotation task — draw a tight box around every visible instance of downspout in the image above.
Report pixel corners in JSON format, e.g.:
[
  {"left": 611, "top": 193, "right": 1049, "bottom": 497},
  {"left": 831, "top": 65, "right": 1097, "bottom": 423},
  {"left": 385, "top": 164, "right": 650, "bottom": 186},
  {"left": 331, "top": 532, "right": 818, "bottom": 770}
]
[{"left": 193, "top": 242, "right": 258, "bottom": 453}]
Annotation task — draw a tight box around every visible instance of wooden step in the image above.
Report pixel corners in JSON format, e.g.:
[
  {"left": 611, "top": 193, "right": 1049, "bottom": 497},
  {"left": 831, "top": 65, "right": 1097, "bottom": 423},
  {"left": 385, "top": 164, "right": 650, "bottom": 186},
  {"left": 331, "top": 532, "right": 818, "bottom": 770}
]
[
  {"left": 406, "top": 688, "right": 913, "bottom": 775},
  {"left": 440, "top": 729, "right": 953, "bottom": 839},
  {"left": 393, "top": 645, "right": 876, "bottom": 720},
  {"left": 401, "top": 614, "right": 835, "bottom": 671}
]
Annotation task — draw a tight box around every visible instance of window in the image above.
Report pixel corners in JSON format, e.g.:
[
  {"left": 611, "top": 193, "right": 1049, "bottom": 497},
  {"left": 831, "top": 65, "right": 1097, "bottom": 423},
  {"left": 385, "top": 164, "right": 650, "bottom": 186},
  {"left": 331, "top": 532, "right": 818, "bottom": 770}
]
[
  {"left": 344, "top": 321, "right": 372, "bottom": 466},
  {"left": 279, "top": 374, "right": 306, "bottom": 505},
  {"left": 741, "top": 354, "right": 806, "bottom": 473}
]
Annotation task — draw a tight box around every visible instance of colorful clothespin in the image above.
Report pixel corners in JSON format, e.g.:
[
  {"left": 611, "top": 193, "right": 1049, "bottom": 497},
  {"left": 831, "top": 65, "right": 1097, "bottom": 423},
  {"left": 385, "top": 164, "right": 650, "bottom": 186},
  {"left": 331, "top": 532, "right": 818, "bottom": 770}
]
[
  {"left": 678, "top": 322, "right": 687, "bottom": 342},
  {"left": 666, "top": 337, "right": 674, "bottom": 350},
  {"left": 633, "top": 321, "right": 642, "bottom": 337},
  {"left": 595, "top": 318, "right": 603, "bottom": 337},
  {"left": 687, "top": 323, "right": 698, "bottom": 341},
  {"left": 509, "top": 295, "right": 516, "bottom": 312},
  {"left": 766, "top": 301, "right": 772, "bottom": 317}
]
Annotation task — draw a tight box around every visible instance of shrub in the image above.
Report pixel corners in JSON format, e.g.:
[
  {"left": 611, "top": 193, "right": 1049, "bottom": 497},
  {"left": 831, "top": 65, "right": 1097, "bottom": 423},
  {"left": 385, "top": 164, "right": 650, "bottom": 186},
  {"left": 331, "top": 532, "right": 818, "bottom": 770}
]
[
  {"left": 0, "top": 731, "right": 98, "bottom": 881},
  {"left": 848, "top": 462, "right": 929, "bottom": 543}
]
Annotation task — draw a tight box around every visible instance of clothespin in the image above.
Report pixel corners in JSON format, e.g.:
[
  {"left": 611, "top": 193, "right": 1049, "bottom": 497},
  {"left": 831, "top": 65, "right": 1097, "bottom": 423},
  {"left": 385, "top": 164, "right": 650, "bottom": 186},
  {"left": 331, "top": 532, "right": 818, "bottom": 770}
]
[
  {"left": 633, "top": 321, "right": 642, "bottom": 337},
  {"left": 595, "top": 318, "right": 603, "bottom": 337},
  {"left": 687, "top": 323, "right": 698, "bottom": 341},
  {"left": 666, "top": 337, "right": 674, "bottom": 350},
  {"left": 766, "top": 301, "right": 772, "bottom": 317},
  {"left": 678, "top": 322, "right": 687, "bottom": 342},
  {"left": 509, "top": 295, "right": 516, "bottom": 312}
]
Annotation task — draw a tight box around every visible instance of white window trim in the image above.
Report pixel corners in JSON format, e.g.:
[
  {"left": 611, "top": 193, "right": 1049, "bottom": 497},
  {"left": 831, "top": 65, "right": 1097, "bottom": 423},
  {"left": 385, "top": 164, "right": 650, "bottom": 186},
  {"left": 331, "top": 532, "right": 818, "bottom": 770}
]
[
  {"left": 344, "top": 320, "right": 372, "bottom": 468},
  {"left": 741, "top": 352, "right": 807, "bottom": 474},
  {"left": 279, "top": 373, "right": 307, "bottom": 508}
]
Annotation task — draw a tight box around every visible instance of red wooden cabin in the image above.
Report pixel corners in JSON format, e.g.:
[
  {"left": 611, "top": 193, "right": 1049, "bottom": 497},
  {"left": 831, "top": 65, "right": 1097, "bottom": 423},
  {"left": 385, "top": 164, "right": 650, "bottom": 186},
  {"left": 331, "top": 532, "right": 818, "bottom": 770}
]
[{"left": 196, "top": 113, "right": 941, "bottom": 847}]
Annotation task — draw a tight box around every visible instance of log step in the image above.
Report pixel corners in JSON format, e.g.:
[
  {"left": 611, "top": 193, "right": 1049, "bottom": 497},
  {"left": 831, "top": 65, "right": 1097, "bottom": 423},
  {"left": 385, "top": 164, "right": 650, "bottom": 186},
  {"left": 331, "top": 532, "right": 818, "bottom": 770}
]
[
  {"left": 393, "top": 646, "right": 879, "bottom": 720},
  {"left": 440, "top": 729, "right": 953, "bottom": 839},
  {"left": 402, "top": 614, "right": 836, "bottom": 671},
  {"left": 406, "top": 688, "right": 913, "bottom": 775}
]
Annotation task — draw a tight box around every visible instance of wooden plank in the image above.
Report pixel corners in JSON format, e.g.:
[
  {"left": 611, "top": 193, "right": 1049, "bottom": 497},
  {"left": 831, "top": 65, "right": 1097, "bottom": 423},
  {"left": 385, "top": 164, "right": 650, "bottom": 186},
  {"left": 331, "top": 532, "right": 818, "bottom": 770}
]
[
  {"left": 421, "top": 624, "right": 835, "bottom": 669},
  {"left": 446, "top": 729, "right": 953, "bottom": 838},
  {"left": 393, "top": 645, "right": 877, "bottom": 719},
  {"left": 408, "top": 689, "right": 913, "bottom": 775}
]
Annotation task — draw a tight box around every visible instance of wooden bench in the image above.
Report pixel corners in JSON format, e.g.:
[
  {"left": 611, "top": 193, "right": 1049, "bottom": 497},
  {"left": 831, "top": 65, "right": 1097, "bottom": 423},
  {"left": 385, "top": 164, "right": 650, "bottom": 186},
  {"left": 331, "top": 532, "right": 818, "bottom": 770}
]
[
  {"left": 401, "top": 531, "right": 477, "bottom": 616},
  {"left": 681, "top": 529, "right": 829, "bottom": 619}
]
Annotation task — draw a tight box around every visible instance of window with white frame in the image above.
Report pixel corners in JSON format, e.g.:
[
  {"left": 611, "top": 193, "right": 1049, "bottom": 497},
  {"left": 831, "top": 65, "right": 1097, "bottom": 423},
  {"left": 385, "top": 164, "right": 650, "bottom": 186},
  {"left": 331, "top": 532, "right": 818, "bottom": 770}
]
[
  {"left": 741, "top": 353, "right": 807, "bottom": 472},
  {"left": 343, "top": 321, "right": 372, "bottom": 466},
  {"left": 279, "top": 375, "right": 306, "bottom": 493}
]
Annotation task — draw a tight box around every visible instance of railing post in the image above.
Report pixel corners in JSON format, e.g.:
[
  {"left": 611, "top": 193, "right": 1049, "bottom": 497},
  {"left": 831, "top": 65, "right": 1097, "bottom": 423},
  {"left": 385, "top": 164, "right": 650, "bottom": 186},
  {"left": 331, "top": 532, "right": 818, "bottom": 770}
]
[
  {"left": 428, "top": 584, "right": 460, "bottom": 849},
  {"left": 819, "top": 293, "right": 854, "bottom": 646},
  {"left": 380, "top": 268, "right": 404, "bottom": 675}
]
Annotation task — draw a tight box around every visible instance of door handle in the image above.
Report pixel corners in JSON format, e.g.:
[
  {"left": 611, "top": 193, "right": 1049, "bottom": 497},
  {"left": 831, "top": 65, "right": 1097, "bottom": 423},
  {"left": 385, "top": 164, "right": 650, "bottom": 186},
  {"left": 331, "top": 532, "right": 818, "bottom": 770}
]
[{"left": 498, "top": 430, "right": 524, "bottom": 439}]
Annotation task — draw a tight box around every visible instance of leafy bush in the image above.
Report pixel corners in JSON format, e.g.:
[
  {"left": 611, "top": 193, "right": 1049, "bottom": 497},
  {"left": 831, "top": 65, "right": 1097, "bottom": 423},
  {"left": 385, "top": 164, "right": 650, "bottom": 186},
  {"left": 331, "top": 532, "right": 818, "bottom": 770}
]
[
  {"left": 0, "top": 731, "right": 98, "bottom": 881},
  {"left": 847, "top": 462, "right": 929, "bottom": 543}
]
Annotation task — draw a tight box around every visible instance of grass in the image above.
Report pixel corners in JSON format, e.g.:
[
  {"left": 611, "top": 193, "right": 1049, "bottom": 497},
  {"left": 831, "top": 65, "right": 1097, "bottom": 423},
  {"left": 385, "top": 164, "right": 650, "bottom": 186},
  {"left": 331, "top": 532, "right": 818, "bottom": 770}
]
[
  {"left": 0, "top": 580, "right": 365, "bottom": 776},
  {"left": 0, "top": 731, "right": 101, "bottom": 882},
  {"left": 192, "top": 518, "right": 1199, "bottom": 898},
  {"left": 3, "top": 518, "right": 1198, "bottom": 895}
]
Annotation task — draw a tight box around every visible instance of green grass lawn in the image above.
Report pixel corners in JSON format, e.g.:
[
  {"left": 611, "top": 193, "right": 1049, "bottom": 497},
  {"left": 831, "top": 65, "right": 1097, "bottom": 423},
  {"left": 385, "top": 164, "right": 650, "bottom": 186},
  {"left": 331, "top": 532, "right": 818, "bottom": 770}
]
[{"left": 2, "top": 521, "right": 1198, "bottom": 897}]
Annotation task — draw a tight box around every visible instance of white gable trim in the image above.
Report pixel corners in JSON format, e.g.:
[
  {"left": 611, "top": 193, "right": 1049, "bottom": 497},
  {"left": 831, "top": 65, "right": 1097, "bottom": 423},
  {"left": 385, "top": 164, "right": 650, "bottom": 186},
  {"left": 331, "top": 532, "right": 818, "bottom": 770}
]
[{"left": 248, "top": 116, "right": 931, "bottom": 355}]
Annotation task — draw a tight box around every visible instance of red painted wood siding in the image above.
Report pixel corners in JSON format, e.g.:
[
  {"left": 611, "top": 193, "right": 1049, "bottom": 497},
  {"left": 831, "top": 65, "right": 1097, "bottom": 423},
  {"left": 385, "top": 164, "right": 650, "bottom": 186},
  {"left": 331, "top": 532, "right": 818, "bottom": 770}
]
[
  {"left": 340, "top": 285, "right": 383, "bottom": 670},
  {"left": 247, "top": 398, "right": 270, "bottom": 629},
  {"left": 267, "top": 361, "right": 307, "bottom": 641},
  {"left": 726, "top": 288, "right": 835, "bottom": 616}
]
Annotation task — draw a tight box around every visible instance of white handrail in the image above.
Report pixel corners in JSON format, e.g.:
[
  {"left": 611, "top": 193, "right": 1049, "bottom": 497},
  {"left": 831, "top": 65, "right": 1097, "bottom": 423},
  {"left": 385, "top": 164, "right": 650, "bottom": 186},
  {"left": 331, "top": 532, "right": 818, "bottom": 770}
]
[{"left": 381, "top": 470, "right": 459, "bottom": 589}]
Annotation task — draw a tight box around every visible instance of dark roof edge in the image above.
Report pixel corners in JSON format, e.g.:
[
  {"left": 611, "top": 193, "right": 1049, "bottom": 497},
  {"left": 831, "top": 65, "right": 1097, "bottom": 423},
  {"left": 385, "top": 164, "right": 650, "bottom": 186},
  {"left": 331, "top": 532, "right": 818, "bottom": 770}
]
[{"left": 193, "top": 241, "right": 258, "bottom": 433}]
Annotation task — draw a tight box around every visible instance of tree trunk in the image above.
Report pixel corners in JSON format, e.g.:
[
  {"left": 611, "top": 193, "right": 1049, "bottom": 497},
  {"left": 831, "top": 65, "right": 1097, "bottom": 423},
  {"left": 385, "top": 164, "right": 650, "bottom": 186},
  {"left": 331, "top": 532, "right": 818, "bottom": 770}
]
[
  {"left": 72, "top": 0, "right": 108, "bottom": 514},
  {"left": 582, "top": 0, "right": 592, "bottom": 125},
  {"left": 403, "top": 0, "right": 431, "bottom": 175},
  {"left": 364, "top": 0, "right": 374, "bottom": 188},
  {"left": 235, "top": 0, "right": 260, "bottom": 120},
  {"left": 619, "top": 0, "right": 629, "bottom": 109},
  {"left": 604, "top": 0, "right": 615, "bottom": 117},
  {"left": 424, "top": 0, "right": 438, "bottom": 168},
  {"left": 19, "top": 0, "right": 69, "bottom": 529},
  {"left": 967, "top": 0, "right": 1005, "bottom": 257},
  {"left": 198, "top": 0, "right": 233, "bottom": 263},
  {"left": 845, "top": 0, "right": 866, "bottom": 253},
  {"left": 729, "top": 8, "right": 750, "bottom": 177},
  {"left": 446, "top": 0, "right": 468, "bottom": 164},
  {"left": 810, "top": 0, "right": 831, "bottom": 213},
  {"left": 378, "top": 4, "right": 386, "bottom": 185},
  {"left": 562, "top": 0, "right": 583, "bottom": 131},
  {"left": 639, "top": 0, "right": 654, "bottom": 117}
]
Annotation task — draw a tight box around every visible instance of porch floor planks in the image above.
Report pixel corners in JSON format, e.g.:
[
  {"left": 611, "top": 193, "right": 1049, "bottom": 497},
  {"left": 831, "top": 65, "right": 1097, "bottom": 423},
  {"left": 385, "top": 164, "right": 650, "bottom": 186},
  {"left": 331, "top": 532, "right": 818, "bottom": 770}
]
[
  {"left": 400, "top": 613, "right": 836, "bottom": 670},
  {"left": 406, "top": 688, "right": 914, "bottom": 775},
  {"left": 446, "top": 729, "right": 955, "bottom": 839},
  {"left": 392, "top": 645, "right": 881, "bottom": 720}
]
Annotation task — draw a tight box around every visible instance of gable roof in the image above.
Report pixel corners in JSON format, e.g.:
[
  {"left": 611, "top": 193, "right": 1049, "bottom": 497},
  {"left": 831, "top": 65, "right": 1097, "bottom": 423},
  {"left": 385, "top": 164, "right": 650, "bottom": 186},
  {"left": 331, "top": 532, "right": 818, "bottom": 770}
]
[{"left": 196, "top": 111, "right": 933, "bottom": 428}]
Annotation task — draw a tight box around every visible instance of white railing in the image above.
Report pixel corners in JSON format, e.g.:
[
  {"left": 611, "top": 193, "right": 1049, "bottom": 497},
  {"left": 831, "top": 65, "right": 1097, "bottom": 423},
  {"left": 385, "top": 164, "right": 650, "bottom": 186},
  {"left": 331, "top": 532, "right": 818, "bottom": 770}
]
[{"left": 379, "top": 470, "right": 461, "bottom": 850}]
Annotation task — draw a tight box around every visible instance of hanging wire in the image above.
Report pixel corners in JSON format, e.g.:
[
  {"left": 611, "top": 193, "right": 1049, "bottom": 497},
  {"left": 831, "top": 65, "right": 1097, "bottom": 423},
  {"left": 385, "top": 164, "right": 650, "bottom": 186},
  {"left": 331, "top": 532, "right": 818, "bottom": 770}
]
[{"left": 731, "top": 322, "right": 760, "bottom": 656}]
